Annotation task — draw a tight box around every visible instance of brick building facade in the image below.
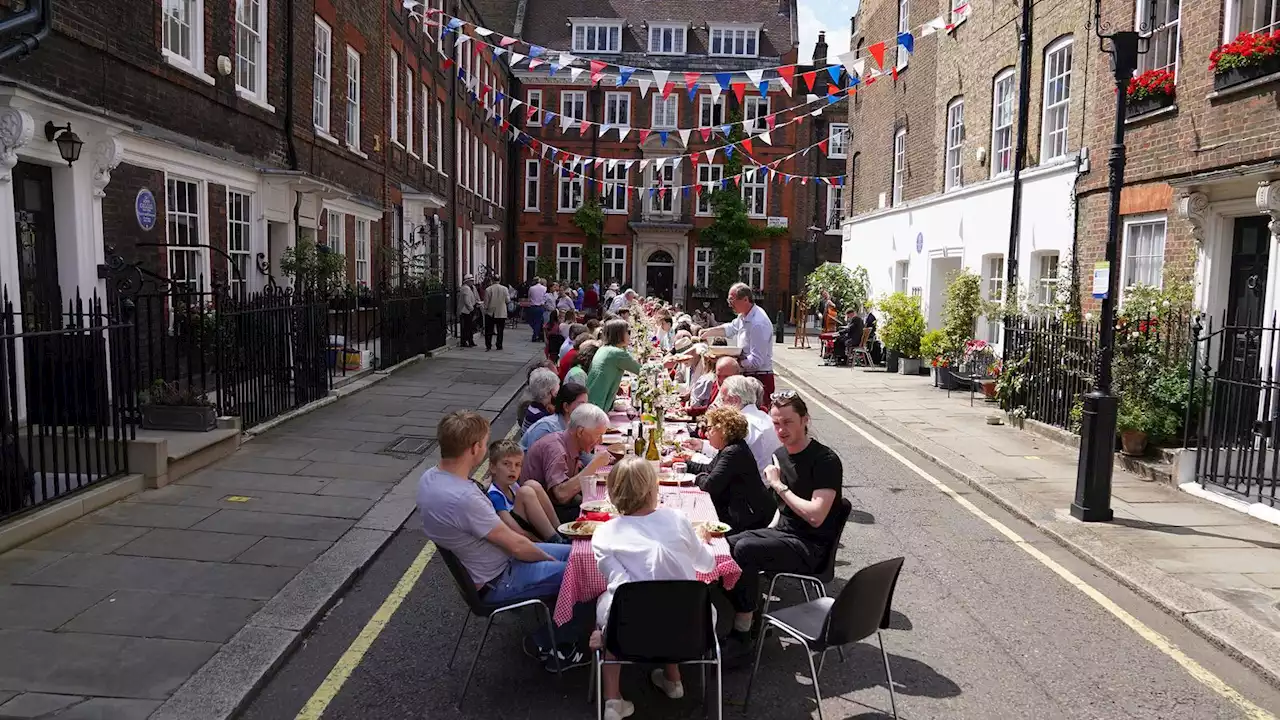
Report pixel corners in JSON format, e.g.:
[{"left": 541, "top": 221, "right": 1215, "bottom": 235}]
[
  {"left": 496, "top": 0, "right": 849, "bottom": 309},
  {"left": 840, "top": 0, "right": 1092, "bottom": 343},
  {"left": 1075, "top": 0, "right": 1280, "bottom": 325},
  {"left": 0, "top": 0, "right": 513, "bottom": 326}
]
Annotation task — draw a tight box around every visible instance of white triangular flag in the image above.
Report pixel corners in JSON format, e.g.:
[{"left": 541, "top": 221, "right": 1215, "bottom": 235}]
[
  {"left": 618, "top": 126, "right": 631, "bottom": 142},
  {"left": 637, "top": 78, "right": 652, "bottom": 98},
  {"left": 541, "top": 143, "right": 551, "bottom": 157},
  {"left": 655, "top": 157, "right": 665, "bottom": 170},
  {"left": 759, "top": 131, "right": 772, "bottom": 146},
  {"left": 651, "top": 69, "right": 670, "bottom": 91},
  {"left": 509, "top": 98, "right": 524, "bottom": 113},
  {"left": 745, "top": 69, "right": 764, "bottom": 88},
  {"left": 806, "top": 94, "right": 819, "bottom": 104},
  {"left": 705, "top": 149, "right": 716, "bottom": 163},
  {"left": 455, "top": 34, "right": 471, "bottom": 48},
  {"left": 560, "top": 114, "right": 574, "bottom": 132},
  {"left": 608, "top": 159, "right": 618, "bottom": 171},
  {"left": 837, "top": 50, "right": 859, "bottom": 75},
  {"left": 710, "top": 84, "right": 722, "bottom": 101},
  {"left": 639, "top": 159, "right": 650, "bottom": 172},
  {"left": 921, "top": 16, "right": 946, "bottom": 36},
  {"left": 508, "top": 52, "right": 526, "bottom": 66},
  {"left": 474, "top": 26, "right": 493, "bottom": 37},
  {"left": 569, "top": 67, "right": 584, "bottom": 82},
  {"left": 559, "top": 52, "right": 579, "bottom": 67},
  {"left": 670, "top": 157, "right": 682, "bottom": 172},
  {"left": 852, "top": 58, "right": 866, "bottom": 78},
  {"left": 678, "top": 129, "right": 692, "bottom": 145},
  {"left": 625, "top": 160, "right": 635, "bottom": 171}
]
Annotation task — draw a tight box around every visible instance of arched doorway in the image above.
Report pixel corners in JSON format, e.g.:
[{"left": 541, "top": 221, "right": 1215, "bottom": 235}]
[{"left": 646, "top": 250, "right": 675, "bottom": 302}]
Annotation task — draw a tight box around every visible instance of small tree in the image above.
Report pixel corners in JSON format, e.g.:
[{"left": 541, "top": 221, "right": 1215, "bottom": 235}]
[
  {"left": 572, "top": 199, "right": 605, "bottom": 281},
  {"left": 878, "top": 292, "right": 926, "bottom": 358},
  {"left": 940, "top": 269, "right": 992, "bottom": 359},
  {"left": 805, "top": 263, "right": 871, "bottom": 312},
  {"left": 280, "top": 239, "right": 346, "bottom": 296}
]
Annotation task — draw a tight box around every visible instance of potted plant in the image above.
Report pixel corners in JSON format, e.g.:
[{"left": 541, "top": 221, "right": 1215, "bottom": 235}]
[
  {"left": 982, "top": 358, "right": 1001, "bottom": 399},
  {"left": 280, "top": 239, "right": 347, "bottom": 297},
  {"left": 1126, "top": 68, "right": 1176, "bottom": 117},
  {"left": 140, "top": 379, "right": 218, "bottom": 432},
  {"left": 804, "top": 263, "right": 872, "bottom": 319},
  {"left": 879, "top": 292, "right": 925, "bottom": 376},
  {"left": 1117, "top": 397, "right": 1151, "bottom": 457},
  {"left": 1210, "top": 29, "right": 1280, "bottom": 92},
  {"left": 921, "top": 329, "right": 958, "bottom": 389}
]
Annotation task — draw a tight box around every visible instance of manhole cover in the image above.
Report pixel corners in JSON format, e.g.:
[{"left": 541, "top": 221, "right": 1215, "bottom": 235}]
[{"left": 383, "top": 436, "right": 435, "bottom": 457}]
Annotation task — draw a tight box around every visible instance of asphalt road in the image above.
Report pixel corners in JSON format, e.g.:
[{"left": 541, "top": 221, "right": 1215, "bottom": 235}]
[{"left": 241, "top": 383, "right": 1280, "bottom": 720}]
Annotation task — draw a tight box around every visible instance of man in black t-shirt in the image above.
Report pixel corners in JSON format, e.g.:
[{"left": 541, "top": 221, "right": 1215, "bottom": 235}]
[{"left": 725, "top": 391, "right": 844, "bottom": 654}]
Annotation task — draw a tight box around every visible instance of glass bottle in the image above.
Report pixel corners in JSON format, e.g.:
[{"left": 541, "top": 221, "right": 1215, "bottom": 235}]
[
  {"left": 625, "top": 428, "right": 634, "bottom": 456},
  {"left": 634, "top": 426, "right": 646, "bottom": 457},
  {"left": 645, "top": 426, "right": 661, "bottom": 461}
]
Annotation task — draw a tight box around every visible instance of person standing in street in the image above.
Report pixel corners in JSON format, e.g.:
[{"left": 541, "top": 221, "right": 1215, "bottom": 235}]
[
  {"left": 698, "top": 282, "right": 776, "bottom": 408},
  {"left": 458, "top": 275, "right": 479, "bottom": 348},
  {"left": 527, "top": 277, "right": 548, "bottom": 342},
  {"left": 483, "top": 275, "right": 509, "bottom": 351}
]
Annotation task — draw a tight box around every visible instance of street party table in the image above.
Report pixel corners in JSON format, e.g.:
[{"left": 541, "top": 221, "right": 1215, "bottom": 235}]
[{"left": 553, "top": 483, "right": 743, "bottom": 625}]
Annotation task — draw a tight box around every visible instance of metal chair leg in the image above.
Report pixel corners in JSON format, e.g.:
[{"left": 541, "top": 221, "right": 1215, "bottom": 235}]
[
  {"left": 594, "top": 652, "right": 603, "bottom": 720},
  {"left": 804, "top": 646, "right": 824, "bottom": 720},
  {"left": 456, "top": 615, "right": 495, "bottom": 709},
  {"left": 447, "top": 612, "right": 470, "bottom": 669},
  {"left": 714, "top": 657, "right": 723, "bottom": 720},
  {"left": 817, "top": 647, "right": 829, "bottom": 676},
  {"left": 741, "top": 620, "right": 770, "bottom": 713},
  {"left": 879, "top": 631, "right": 898, "bottom": 719},
  {"left": 537, "top": 602, "right": 562, "bottom": 678}
]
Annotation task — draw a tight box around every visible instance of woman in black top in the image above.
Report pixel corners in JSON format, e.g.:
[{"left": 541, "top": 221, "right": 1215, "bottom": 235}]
[
  {"left": 687, "top": 407, "right": 774, "bottom": 534},
  {"left": 725, "top": 391, "right": 845, "bottom": 653}
]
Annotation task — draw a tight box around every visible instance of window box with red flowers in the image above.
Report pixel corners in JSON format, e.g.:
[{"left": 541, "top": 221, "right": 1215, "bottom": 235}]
[
  {"left": 1210, "top": 30, "right": 1280, "bottom": 92},
  {"left": 1125, "top": 68, "right": 1176, "bottom": 117}
]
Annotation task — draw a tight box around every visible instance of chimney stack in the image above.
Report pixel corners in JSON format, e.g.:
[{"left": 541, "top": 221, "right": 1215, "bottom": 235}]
[{"left": 812, "top": 30, "right": 828, "bottom": 66}]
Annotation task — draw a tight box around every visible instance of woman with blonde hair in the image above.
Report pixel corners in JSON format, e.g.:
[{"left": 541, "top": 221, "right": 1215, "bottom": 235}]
[{"left": 590, "top": 457, "right": 716, "bottom": 720}]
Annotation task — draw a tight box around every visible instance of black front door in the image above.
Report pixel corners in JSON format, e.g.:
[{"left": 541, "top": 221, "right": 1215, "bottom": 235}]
[
  {"left": 13, "top": 162, "right": 60, "bottom": 327},
  {"left": 1227, "top": 216, "right": 1271, "bottom": 327},
  {"left": 1215, "top": 216, "right": 1273, "bottom": 445},
  {"left": 646, "top": 264, "right": 673, "bottom": 302}
]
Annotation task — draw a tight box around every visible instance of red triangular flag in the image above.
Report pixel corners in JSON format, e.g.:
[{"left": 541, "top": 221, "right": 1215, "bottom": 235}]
[
  {"left": 866, "top": 75, "right": 877, "bottom": 85},
  {"left": 734, "top": 175, "right": 742, "bottom": 186},
  {"left": 818, "top": 139, "right": 829, "bottom": 154},
  {"left": 526, "top": 105, "right": 538, "bottom": 121},
  {"left": 731, "top": 82, "right": 746, "bottom": 104},
  {"left": 801, "top": 70, "right": 818, "bottom": 92},
  {"left": 479, "top": 85, "right": 490, "bottom": 99},
  {"left": 694, "top": 184, "right": 703, "bottom": 195},
  {"left": 590, "top": 60, "right": 607, "bottom": 85},
  {"left": 891, "top": 66, "right": 898, "bottom": 82},
  {"left": 639, "top": 129, "right": 652, "bottom": 144},
  {"left": 741, "top": 138, "right": 754, "bottom": 154},
  {"left": 500, "top": 120, "right": 510, "bottom": 132},
  {"left": 700, "top": 127, "right": 711, "bottom": 142},
  {"left": 777, "top": 66, "right": 795, "bottom": 89},
  {"left": 499, "top": 36, "right": 518, "bottom": 47},
  {"left": 579, "top": 119, "right": 590, "bottom": 134},
  {"left": 662, "top": 82, "right": 675, "bottom": 99},
  {"left": 766, "top": 115, "right": 777, "bottom": 131},
  {"left": 684, "top": 72, "right": 700, "bottom": 91},
  {"left": 867, "top": 42, "right": 887, "bottom": 69},
  {"left": 658, "top": 187, "right": 667, "bottom": 199},
  {"left": 690, "top": 152, "right": 700, "bottom": 164},
  {"left": 443, "top": 58, "right": 455, "bottom": 70}
]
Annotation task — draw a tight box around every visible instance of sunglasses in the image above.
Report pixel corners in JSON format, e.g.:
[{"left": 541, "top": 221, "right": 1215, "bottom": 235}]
[{"left": 772, "top": 390, "right": 799, "bottom": 401}]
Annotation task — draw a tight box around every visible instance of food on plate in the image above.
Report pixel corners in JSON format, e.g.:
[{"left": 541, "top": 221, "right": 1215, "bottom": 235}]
[
  {"left": 580, "top": 499, "right": 617, "bottom": 515},
  {"left": 606, "top": 443, "right": 627, "bottom": 461},
  {"left": 666, "top": 411, "right": 693, "bottom": 422},
  {"left": 658, "top": 472, "right": 694, "bottom": 486},
  {"left": 558, "top": 520, "right": 602, "bottom": 538},
  {"left": 695, "top": 521, "right": 731, "bottom": 537}
]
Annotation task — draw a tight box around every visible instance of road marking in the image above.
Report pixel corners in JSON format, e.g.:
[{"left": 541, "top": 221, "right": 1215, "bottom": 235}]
[
  {"left": 776, "top": 373, "right": 1276, "bottom": 720},
  {"left": 294, "top": 425, "right": 514, "bottom": 720}
]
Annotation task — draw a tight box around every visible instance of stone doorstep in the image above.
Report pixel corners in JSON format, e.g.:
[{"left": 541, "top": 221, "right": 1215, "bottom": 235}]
[{"left": 773, "top": 356, "right": 1280, "bottom": 689}]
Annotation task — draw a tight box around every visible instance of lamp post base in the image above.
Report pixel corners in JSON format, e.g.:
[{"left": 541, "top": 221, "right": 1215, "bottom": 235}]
[{"left": 1071, "top": 390, "right": 1117, "bottom": 522}]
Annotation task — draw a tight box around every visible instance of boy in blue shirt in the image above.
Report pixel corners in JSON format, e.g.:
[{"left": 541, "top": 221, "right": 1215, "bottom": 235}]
[{"left": 486, "top": 440, "right": 566, "bottom": 544}]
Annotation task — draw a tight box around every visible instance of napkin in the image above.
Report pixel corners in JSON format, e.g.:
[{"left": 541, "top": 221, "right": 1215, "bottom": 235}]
[{"left": 578, "top": 511, "right": 613, "bottom": 522}]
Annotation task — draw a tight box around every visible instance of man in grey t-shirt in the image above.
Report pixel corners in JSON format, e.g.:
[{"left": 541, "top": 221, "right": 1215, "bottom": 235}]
[{"left": 416, "top": 411, "right": 588, "bottom": 669}]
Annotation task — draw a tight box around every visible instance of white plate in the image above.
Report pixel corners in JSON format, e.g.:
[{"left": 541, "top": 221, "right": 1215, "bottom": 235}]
[{"left": 705, "top": 345, "right": 744, "bottom": 357}]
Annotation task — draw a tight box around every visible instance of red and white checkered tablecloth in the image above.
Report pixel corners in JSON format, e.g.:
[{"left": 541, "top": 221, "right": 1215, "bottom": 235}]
[{"left": 553, "top": 484, "right": 742, "bottom": 625}]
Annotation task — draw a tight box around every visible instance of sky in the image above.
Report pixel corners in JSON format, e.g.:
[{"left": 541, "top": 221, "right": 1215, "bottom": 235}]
[{"left": 797, "top": 0, "right": 859, "bottom": 63}]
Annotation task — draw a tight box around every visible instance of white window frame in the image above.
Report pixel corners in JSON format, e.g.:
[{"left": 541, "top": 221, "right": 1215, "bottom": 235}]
[
  {"left": 1137, "top": 0, "right": 1181, "bottom": 75},
  {"left": 602, "top": 164, "right": 628, "bottom": 213},
  {"left": 326, "top": 209, "right": 344, "bottom": 253},
  {"left": 652, "top": 95, "right": 678, "bottom": 129},
  {"left": 646, "top": 165, "right": 676, "bottom": 216},
  {"left": 1224, "top": 0, "right": 1279, "bottom": 39},
  {"left": 524, "top": 242, "right": 539, "bottom": 282},
  {"left": 226, "top": 189, "right": 253, "bottom": 300},
  {"left": 435, "top": 101, "right": 445, "bottom": 171},
  {"left": 828, "top": 123, "right": 849, "bottom": 159},
  {"left": 345, "top": 48, "right": 362, "bottom": 152},
  {"left": 708, "top": 24, "right": 760, "bottom": 58},
  {"left": 498, "top": 157, "right": 505, "bottom": 208},
  {"left": 1040, "top": 36, "right": 1073, "bottom": 163},
  {"left": 1122, "top": 214, "right": 1167, "bottom": 293},
  {"left": 699, "top": 95, "right": 726, "bottom": 128},
  {"left": 694, "top": 247, "right": 714, "bottom": 288},
  {"left": 944, "top": 97, "right": 964, "bottom": 191},
  {"left": 604, "top": 92, "right": 631, "bottom": 127},
  {"left": 826, "top": 185, "right": 843, "bottom": 228},
  {"left": 740, "top": 249, "right": 765, "bottom": 291},
  {"left": 527, "top": 89, "right": 543, "bottom": 127},
  {"left": 602, "top": 245, "right": 627, "bottom": 284},
  {"left": 422, "top": 83, "right": 431, "bottom": 165},
  {"left": 162, "top": 0, "right": 211, "bottom": 82},
  {"left": 648, "top": 23, "right": 687, "bottom": 55},
  {"left": 744, "top": 96, "right": 770, "bottom": 134},
  {"left": 991, "top": 69, "right": 1015, "bottom": 178},
  {"left": 313, "top": 17, "right": 332, "bottom": 135},
  {"left": 234, "top": 0, "right": 268, "bottom": 105},
  {"left": 557, "top": 243, "right": 584, "bottom": 283},
  {"left": 697, "top": 164, "right": 724, "bottom": 216},
  {"left": 406, "top": 65, "right": 416, "bottom": 156},
  {"left": 354, "top": 219, "right": 370, "bottom": 285},
  {"left": 895, "top": 260, "right": 910, "bottom": 294},
  {"left": 561, "top": 90, "right": 587, "bottom": 121},
  {"left": 558, "top": 163, "right": 584, "bottom": 212},
  {"left": 891, "top": 128, "right": 906, "bottom": 206},
  {"left": 983, "top": 254, "right": 1005, "bottom": 344},
  {"left": 741, "top": 167, "right": 767, "bottom": 218},
  {"left": 571, "top": 20, "right": 623, "bottom": 54},
  {"left": 389, "top": 49, "right": 400, "bottom": 145},
  {"left": 165, "top": 176, "right": 208, "bottom": 294},
  {"left": 896, "top": 0, "right": 910, "bottom": 71},
  {"left": 1033, "top": 251, "right": 1061, "bottom": 306}
]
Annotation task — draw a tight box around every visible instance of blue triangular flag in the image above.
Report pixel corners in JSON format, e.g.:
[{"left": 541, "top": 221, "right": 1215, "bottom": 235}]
[
  {"left": 850, "top": 75, "right": 861, "bottom": 88},
  {"left": 493, "top": 47, "right": 506, "bottom": 59},
  {"left": 545, "top": 111, "right": 557, "bottom": 124},
  {"left": 682, "top": 187, "right": 690, "bottom": 197},
  {"left": 659, "top": 131, "right": 669, "bottom": 146},
  {"left": 447, "top": 18, "right": 463, "bottom": 29},
  {"left": 826, "top": 93, "right": 839, "bottom": 104},
  {"left": 837, "top": 176, "right": 845, "bottom": 186},
  {"left": 618, "top": 66, "right": 635, "bottom": 85},
  {"left": 724, "top": 145, "right": 734, "bottom": 159},
  {"left": 687, "top": 84, "right": 699, "bottom": 102},
  {"left": 549, "top": 63, "right": 561, "bottom": 75},
  {"left": 719, "top": 124, "right": 732, "bottom": 136},
  {"left": 715, "top": 73, "right": 733, "bottom": 90},
  {"left": 457, "top": 68, "right": 465, "bottom": 81},
  {"left": 721, "top": 178, "right": 729, "bottom": 190},
  {"left": 897, "top": 32, "right": 915, "bottom": 54},
  {"left": 760, "top": 166, "right": 769, "bottom": 176},
  {"left": 529, "top": 45, "right": 546, "bottom": 58},
  {"left": 827, "top": 65, "right": 842, "bottom": 84},
  {"left": 758, "top": 81, "right": 769, "bottom": 97},
  {"left": 649, "top": 187, "right": 656, "bottom": 198},
  {"left": 495, "top": 91, "right": 505, "bottom": 103}
]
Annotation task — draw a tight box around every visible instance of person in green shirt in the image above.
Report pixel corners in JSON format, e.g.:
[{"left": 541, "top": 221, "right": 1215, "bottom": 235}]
[{"left": 587, "top": 319, "right": 642, "bottom": 410}]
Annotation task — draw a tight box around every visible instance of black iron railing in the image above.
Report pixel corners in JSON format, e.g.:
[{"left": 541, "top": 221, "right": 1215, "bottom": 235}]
[
  {"left": 1003, "top": 314, "right": 1101, "bottom": 430},
  {"left": 1, "top": 291, "right": 135, "bottom": 521}
]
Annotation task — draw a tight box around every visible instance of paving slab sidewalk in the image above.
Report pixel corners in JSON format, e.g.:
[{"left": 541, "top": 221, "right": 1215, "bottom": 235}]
[
  {"left": 773, "top": 342, "right": 1280, "bottom": 688},
  {"left": 0, "top": 342, "right": 541, "bottom": 720}
]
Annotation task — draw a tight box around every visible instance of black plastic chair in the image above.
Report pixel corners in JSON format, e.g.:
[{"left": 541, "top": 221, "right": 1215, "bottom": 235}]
[
  {"left": 760, "top": 497, "right": 854, "bottom": 618},
  {"left": 743, "top": 556, "right": 906, "bottom": 720},
  {"left": 589, "top": 580, "right": 722, "bottom": 720},
  {"left": 437, "top": 546, "right": 562, "bottom": 709}
]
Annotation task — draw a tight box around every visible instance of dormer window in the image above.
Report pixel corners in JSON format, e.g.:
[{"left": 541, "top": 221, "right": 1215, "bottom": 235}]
[
  {"left": 648, "top": 23, "right": 686, "bottom": 55},
  {"left": 571, "top": 19, "right": 623, "bottom": 54},
  {"left": 709, "top": 24, "right": 760, "bottom": 57}
]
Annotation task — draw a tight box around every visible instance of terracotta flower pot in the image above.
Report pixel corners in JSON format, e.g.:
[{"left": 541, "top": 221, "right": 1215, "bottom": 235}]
[
  {"left": 1120, "top": 430, "right": 1149, "bottom": 457},
  {"left": 981, "top": 379, "right": 998, "bottom": 399}
]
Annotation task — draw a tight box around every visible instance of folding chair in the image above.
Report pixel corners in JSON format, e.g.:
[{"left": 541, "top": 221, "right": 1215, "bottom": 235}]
[
  {"left": 851, "top": 328, "right": 874, "bottom": 368},
  {"left": 744, "top": 557, "right": 906, "bottom": 720},
  {"left": 437, "top": 547, "right": 562, "bottom": 709},
  {"left": 589, "top": 580, "right": 722, "bottom": 720}
]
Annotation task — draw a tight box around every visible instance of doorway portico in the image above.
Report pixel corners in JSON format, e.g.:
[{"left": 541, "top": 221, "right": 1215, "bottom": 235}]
[{"left": 631, "top": 222, "right": 690, "bottom": 304}]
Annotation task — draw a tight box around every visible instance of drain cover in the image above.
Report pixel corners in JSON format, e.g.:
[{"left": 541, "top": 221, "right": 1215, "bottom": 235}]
[{"left": 383, "top": 436, "right": 435, "bottom": 457}]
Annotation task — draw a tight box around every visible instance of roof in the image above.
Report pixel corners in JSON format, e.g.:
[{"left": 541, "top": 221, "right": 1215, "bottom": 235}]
[{"left": 512, "top": 0, "right": 798, "bottom": 67}]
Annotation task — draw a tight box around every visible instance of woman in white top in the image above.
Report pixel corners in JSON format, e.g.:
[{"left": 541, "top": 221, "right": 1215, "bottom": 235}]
[{"left": 591, "top": 457, "right": 716, "bottom": 720}]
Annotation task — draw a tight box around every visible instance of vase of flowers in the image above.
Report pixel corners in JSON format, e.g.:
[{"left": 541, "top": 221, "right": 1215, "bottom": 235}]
[
  {"left": 1126, "top": 68, "right": 1176, "bottom": 117},
  {"left": 1211, "top": 30, "right": 1280, "bottom": 92}
]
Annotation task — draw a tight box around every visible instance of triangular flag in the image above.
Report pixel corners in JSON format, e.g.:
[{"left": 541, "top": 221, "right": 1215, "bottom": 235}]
[
  {"left": 826, "top": 93, "right": 839, "bottom": 104},
  {"left": 446, "top": 18, "right": 463, "bottom": 29},
  {"left": 684, "top": 72, "right": 701, "bottom": 92},
  {"left": 801, "top": 177, "right": 808, "bottom": 185},
  {"left": 777, "top": 66, "right": 795, "bottom": 95},
  {"left": 710, "top": 84, "right": 723, "bottom": 101},
  {"left": 719, "top": 124, "right": 732, "bottom": 136},
  {"left": 548, "top": 63, "right": 561, "bottom": 76},
  {"left": 731, "top": 82, "right": 746, "bottom": 104},
  {"left": 897, "top": 32, "right": 915, "bottom": 55},
  {"left": 569, "top": 67, "right": 584, "bottom": 82},
  {"left": 493, "top": 47, "right": 507, "bottom": 59},
  {"left": 715, "top": 72, "right": 733, "bottom": 91},
  {"left": 526, "top": 105, "right": 538, "bottom": 121},
  {"left": 510, "top": 98, "right": 523, "bottom": 113},
  {"left": 818, "top": 139, "right": 829, "bottom": 154},
  {"left": 473, "top": 26, "right": 493, "bottom": 37},
  {"left": 745, "top": 69, "right": 764, "bottom": 88},
  {"left": 659, "top": 131, "right": 669, "bottom": 146},
  {"left": 529, "top": 58, "right": 544, "bottom": 70},
  {"left": 801, "top": 70, "right": 818, "bottom": 92},
  {"left": 590, "top": 60, "right": 607, "bottom": 85},
  {"left": 618, "top": 66, "right": 635, "bottom": 86},
  {"left": 827, "top": 65, "right": 842, "bottom": 84},
  {"left": 687, "top": 84, "right": 699, "bottom": 102},
  {"left": 442, "top": 58, "right": 455, "bottom": 70},
  {"left": 637, "top": 78, "right": 652, "bottom": 98},
  {"left": 639, "top": 129, "right": 651, "bottom": 144},
  {"left": 499, "top": 36, "right": 517, "bottom": 47},
  {"left": 579, "top": 119, "right": 590, "bottom": 134},
  {"left": 766, "top": 115, "right": 776, "bottom": 131},
  {"left": 759, "top": 131, "right": 772, "bottom": 146},
  {"left": 867, "top": 42, "right": 886, "bottom": 68},
  {"left": 559, "top": 114, "right": 573, "bottom": 132},
  {"left": 618, "top": 127, "right": 630, "bottom": 142},
  {"left": 529, "top": 45, "right": 546, "bottom": 58},
  {"left": 455, "top": 34, "right": 471, "bottom": 48},
  {"left": 661, "top": 82, "right": 675, "bottom": 99},
  {"left": 559, "top": 52, "right": 579, "bottom": 67},
  {"left": 891, "top": 66, "right": 898, "bottom": 82},
  {"left": 508, "top": 52, "right": 526, "bottom": 67},
  {"left": 679, "top": 129, "right": 692, "bottom": 145},
  {"left": 741, "top": 138, "right": 753, "bottom": 155},
  {"left": 652, "top": 70, "right": 670, "bottom": 91},
  {"left": 639, "top": 159, "right": 650, "bottom": 172},
  {"left": 700, "top": 127, "right": 711, "bottom": 142},
  {"left": 705, "top": 149, "right": 716, "bottom": 163},
  {"left": 655, "top": 157, "right": 665, "bottom": 170},
  {"left": 724, "top": 145, "right": 734, "bottom": 159},
  {"left": 757, "top": 80, "right": 770, "bottom": 98}
]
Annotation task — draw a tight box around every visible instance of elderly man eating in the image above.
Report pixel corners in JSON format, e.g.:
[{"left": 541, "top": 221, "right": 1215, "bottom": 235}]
[
  {"left": 685, "top": 375, "right": 781, "bottom": 473},
  {"left": 687, "top": 356, "right": 741, "bottom": 418},
  {"left": 521, "top": 403, "right": 612, "bottom": 522}
]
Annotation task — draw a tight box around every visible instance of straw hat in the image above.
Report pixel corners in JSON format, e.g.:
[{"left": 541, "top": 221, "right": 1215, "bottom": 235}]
[{"left": 673, "top": 335, "right": 695, "bottom": 353}]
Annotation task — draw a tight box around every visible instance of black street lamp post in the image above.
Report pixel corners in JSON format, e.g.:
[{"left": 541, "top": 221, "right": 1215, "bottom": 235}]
[{"left": 1072, "top": 0, "right": 1158, "bottom": 522}]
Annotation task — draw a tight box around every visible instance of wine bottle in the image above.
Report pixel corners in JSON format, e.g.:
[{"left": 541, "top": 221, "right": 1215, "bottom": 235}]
[
  {"left": 645, "top": 426, "right": 661, "bottom": 461},
  {"left": 625, "top": 429, "right": 634, "bottom": 456},
  {"left": 634, "top": 427, "right": 646, "bottom": 457}
]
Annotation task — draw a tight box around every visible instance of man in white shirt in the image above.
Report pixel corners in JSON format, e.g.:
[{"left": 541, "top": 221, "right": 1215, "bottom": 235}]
[
  {"left": 609, "top": 288, "right": 636, "bottom": 313},
  {"left": 683, "top": 375, "right": 781, "bottom": 474},
  {"left": 699, "top": 282, "right": 776, "bottom": 407},
  {"left": 527, "top": 277, "right": 548, "bottom": 342}
]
